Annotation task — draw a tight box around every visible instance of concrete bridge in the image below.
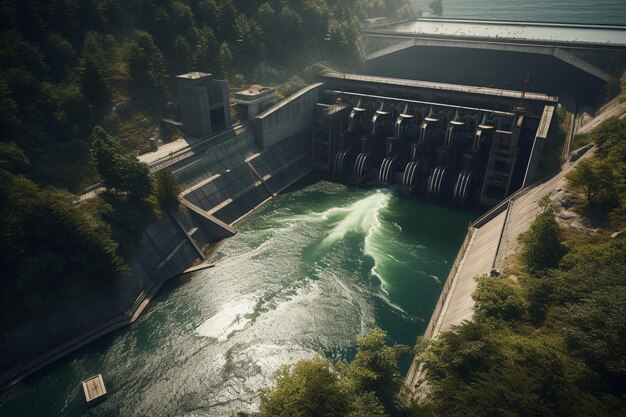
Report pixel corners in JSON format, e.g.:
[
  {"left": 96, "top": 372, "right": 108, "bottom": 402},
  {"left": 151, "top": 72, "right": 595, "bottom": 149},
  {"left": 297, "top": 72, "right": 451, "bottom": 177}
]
[{"left": 362, "top": 18, "right": 626, "bottom": 83}]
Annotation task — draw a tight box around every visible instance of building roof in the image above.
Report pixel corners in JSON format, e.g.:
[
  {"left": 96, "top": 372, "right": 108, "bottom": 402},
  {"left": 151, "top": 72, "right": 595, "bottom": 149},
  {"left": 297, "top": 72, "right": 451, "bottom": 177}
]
[
  {"left": 177, "top": 71, "right": 211, "bottom": 80},
  {"left": 236, "top": 85, "right": 274, "bottom": 97},
  {"left": 368, "top": 18, "right": 626, "bottom": 47}
]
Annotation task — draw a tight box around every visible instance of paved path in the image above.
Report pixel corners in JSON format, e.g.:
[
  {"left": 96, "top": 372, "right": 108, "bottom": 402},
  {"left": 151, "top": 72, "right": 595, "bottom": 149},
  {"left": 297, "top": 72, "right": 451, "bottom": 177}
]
[
  {"left": 138, "top": 137, "right": 192, "bottom": 165},
  {"left": 435, "top": 210, "right": 507, "bottom": 334}
]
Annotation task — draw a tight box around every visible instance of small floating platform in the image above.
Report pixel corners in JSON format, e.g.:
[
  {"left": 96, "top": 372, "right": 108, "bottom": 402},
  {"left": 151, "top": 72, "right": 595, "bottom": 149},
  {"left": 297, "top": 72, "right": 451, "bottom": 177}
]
[{"left": 82, "top": 374, "right": 107, "bottom": 407}]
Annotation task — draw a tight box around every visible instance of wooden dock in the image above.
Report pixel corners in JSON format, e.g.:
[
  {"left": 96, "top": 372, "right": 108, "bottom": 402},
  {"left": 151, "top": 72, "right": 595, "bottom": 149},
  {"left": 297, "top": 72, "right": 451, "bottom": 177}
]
[{"left": 82, "top": 374, "right": 107, "bottom": 406}]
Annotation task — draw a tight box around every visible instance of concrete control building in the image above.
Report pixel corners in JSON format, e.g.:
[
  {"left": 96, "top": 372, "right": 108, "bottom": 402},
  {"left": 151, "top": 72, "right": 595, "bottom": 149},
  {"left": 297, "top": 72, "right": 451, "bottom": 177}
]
[
  {"left": 235, "top": 85, "right": 277, "bottom": 121},
  {"left": 176, "top": 72, "right": 231, "bottom": 138}
]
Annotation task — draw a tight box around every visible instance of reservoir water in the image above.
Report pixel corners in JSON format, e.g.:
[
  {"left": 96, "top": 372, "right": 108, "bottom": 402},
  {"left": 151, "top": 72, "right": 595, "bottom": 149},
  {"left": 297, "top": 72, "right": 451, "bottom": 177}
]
[
  {"left": 411, "top": 0, "right": 626, "bottom": 26},
  {"left": 0, "top": 179, "right": 473, "bottom": 416}
]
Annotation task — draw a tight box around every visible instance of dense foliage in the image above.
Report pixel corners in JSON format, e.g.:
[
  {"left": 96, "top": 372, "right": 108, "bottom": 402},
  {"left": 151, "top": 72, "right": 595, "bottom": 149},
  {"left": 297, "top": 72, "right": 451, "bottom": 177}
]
[
  {"left": 155, "top": 169, "right": 182, "bottom": 211},
  {"left": 0, "top": 0, "right": 416, "bottom": 191},
  {"left": 0, "top": 145, "right": 127, "bottom": 329},
  {"left": 91, "top": 126, "right": 153, "bottom": 200},
  {"left": 567, "top": 117, "right": 626, "bottom": 222},
  {"left": 415, "top": 240, "right": 626, "bottom": 416},
  {"left": 519, "top": 198, "right": 566, "bottom": 275},
  {"left": 260, "top": 328, "right": 411, "bottom": 417}
]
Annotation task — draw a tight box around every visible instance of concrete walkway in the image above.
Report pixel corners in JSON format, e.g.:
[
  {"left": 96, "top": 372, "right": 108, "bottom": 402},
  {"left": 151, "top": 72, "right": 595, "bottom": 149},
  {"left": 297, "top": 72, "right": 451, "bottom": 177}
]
[
  {"left": 435, "top": 210, "right": 507, "bottom": 334},
  {"left": 138, "top": 137, "right": 191, "bottom": 165}
]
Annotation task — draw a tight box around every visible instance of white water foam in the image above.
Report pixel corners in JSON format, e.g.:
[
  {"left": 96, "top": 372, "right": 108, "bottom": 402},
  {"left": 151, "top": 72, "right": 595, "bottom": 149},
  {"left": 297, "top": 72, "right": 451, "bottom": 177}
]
[
  {"left": 196, "top": 297, "right": 257, "bottom": 341},
  {"left": 302, "top": 190, "right": 396, "bottom": 290},
  {"left": 319, "top": 191, "right": 389, "bottom": 248}
]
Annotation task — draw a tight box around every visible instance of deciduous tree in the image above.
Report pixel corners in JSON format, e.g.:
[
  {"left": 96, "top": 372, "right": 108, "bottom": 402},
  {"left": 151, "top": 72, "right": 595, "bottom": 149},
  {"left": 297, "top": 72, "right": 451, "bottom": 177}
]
[
  {"left": 566, "top": 158, "right": 617, "bottom": 206},
  {"left": 260, "top": 357, "right": 349, "bottom": 417},
  {"left": 472, "top": 275, "right": 527, "bottom": 322},
  {"left": 519, "top": 207, "right": 565, "bottom": 274}
]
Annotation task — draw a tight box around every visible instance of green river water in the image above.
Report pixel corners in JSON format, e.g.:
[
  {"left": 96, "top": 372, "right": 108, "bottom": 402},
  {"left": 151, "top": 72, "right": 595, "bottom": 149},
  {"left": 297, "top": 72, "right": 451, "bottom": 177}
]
[{"left": 0, "top": 178, "right": 475, "bottom": 416}]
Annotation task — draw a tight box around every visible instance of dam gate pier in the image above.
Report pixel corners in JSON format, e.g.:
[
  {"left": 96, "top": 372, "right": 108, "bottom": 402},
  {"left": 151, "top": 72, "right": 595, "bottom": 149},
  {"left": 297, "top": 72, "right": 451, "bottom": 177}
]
[{"left": 311, "top": 72, "right": 558, "bottom": 208}]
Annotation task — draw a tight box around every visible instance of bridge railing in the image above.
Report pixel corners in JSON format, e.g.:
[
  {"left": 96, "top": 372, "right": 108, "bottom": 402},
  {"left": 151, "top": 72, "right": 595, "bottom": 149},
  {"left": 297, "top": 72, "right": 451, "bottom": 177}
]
[{"left": 362, "top": 18, "right": 413, "bottom": 30}]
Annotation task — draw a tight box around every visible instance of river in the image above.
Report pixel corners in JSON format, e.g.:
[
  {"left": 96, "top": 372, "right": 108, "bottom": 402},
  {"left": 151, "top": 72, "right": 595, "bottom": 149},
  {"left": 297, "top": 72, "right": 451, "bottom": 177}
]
[
  {"left": 411, "top": 0, "right": 626, "bottom": 25},
  {"left": 3, "top": 2, "right": 623, "bottom": 415},
  {"left": 0, "top": 179, "right": 473, "bottom": 416}
]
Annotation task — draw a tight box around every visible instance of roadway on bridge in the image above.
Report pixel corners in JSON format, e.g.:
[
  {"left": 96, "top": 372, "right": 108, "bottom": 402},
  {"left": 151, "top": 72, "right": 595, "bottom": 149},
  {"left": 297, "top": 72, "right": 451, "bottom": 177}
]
[{"left": 365, "top": 18, "right": 626, "bottom": 47}]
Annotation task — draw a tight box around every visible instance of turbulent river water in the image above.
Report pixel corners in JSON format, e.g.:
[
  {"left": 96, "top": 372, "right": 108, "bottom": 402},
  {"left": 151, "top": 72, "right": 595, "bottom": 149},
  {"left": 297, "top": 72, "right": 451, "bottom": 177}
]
[{"left": 0, "top": 179, "right": 474, "bottom": 416}]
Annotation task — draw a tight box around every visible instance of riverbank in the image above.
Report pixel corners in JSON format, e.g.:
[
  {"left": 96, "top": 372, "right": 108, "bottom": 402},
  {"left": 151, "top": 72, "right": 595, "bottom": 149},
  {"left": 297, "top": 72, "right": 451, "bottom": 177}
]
[
  {"left": 0, "top": 179, "right": 473, "bottom": 417},
  {"left": 402, "top": 102, "right": 612, "bottom": 399}
]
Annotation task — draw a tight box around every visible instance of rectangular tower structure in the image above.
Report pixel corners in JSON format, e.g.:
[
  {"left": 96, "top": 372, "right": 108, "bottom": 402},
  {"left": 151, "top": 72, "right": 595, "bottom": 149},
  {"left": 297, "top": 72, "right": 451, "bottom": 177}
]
[{"left": 176, "top": 72, "right": 231, "bottom": 138}]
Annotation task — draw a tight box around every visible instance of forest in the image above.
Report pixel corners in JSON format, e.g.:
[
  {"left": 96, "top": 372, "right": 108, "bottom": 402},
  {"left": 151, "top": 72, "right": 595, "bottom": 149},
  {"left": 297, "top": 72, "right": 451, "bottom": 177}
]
[
  {"left": 1, "top": 0, "right": 416, "bottom": 190},
  {"left": 0, "top": 0, "right": 417, "bottom": 330}
]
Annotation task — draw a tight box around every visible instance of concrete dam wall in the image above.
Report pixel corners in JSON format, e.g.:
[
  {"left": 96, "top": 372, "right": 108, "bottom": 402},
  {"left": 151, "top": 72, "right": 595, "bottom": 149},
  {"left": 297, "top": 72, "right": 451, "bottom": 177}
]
[
  {"left": 176, "top": 83, "right": 321, "bottom": 226},
  {"left": 181, "top": 133, "right": 312, "bottom": 225},
  {"left": 312, "top": 72, "right": 558, "bottom": 207},
  {"left": 0, "top": 84, "right": 319, "bottom": 389}
]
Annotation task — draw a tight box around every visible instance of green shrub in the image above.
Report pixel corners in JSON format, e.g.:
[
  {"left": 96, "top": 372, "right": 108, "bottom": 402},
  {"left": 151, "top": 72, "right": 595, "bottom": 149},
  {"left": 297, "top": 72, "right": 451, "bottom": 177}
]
[
  {"left": 472, "top": 275, "right": 527, "bottom": 323},
  {"left": 519, "top": 208, "right": 565, "bottom": 275}
]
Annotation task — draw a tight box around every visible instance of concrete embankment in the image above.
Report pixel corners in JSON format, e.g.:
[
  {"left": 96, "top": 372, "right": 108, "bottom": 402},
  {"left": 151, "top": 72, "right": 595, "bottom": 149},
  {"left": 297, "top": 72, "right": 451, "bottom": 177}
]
[
  {"left": 179, "top": 130, "right": 312, "bottom": 225},
  {"left": 0, "top": 84, "right": 322, "bottom": 390},
  {"left": 403, "top": 147, "right": 595, "bottom": 401}
]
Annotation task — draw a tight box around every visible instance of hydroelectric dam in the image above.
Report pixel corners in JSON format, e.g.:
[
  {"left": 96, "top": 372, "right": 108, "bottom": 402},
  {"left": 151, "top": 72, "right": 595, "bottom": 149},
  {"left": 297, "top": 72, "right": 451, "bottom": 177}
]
[{"left": 2, "top": 18, "right": 626, "bottom": 417}]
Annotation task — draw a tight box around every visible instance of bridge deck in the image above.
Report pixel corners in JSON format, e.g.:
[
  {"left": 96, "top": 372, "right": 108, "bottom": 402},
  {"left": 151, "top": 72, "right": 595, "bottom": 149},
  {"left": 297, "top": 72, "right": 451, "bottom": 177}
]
[
  {"left": 365, "top": 18, "right": 626, "bottom": 47},
  {"left": 322, "top": 71, "right": 558, "bottom": 104}
]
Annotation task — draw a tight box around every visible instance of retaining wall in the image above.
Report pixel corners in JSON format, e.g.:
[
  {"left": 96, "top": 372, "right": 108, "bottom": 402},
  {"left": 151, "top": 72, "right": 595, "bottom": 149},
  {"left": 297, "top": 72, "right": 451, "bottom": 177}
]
[
  {"left": 255, "top": 83, "right": 324, "bottom": 149},
  {"left": 171, "top": 124, "right": 259, "bottom": 188},
  {"left": 181, "top": 133, "right": 311, "bottom": 225}
]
